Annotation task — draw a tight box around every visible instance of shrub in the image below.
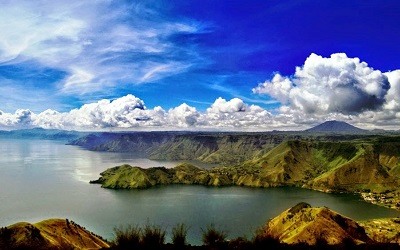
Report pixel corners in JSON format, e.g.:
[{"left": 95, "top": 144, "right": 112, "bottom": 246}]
[
  {"left": 112, "top": 225, "right": 141, "bottom": 249},
  {"left": 201, "top": 224, "right": 227, "bottom": 247},
  {"left": 141, "top": 223, "right": 166, "bottom": 249},
  {"left": 171, "top": 223, "right": 189, "bottom": 248}
]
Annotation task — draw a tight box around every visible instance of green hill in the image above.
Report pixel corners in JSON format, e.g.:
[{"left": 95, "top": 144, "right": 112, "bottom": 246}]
[{"left": 91, "top": 137, "right": 400, "bottom": 210}]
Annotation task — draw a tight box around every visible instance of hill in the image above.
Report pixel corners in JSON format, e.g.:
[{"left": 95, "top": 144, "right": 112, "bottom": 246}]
[
  {"left": 91, "top": 136, "right": 400, "bottom": 210},
  {"left": 258, "top": 202, "right": 372, "bottom": 245},
  {"left": 306, "top": 120, "right": 365, "bottom": 133},
  {"left": 0, "top": 218, "right": 109, "bottom": 249}
]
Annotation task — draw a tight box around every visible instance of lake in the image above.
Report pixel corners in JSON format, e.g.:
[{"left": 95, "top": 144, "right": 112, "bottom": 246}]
[{"left": 0, "top": 139, "right": 399, "bottom": 245}]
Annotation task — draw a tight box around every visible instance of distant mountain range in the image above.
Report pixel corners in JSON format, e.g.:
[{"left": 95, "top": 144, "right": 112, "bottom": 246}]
[
  {"left": 305, "top": 120, "right": 365, "bottom": 133},
  {"left": 0, "top": 128, "right": 84, "bottom": 141}
]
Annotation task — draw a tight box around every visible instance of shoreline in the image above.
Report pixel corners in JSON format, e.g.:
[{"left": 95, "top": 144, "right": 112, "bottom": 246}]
[{"left": 90, "top": 165, "right": 400, "bottom": 212}]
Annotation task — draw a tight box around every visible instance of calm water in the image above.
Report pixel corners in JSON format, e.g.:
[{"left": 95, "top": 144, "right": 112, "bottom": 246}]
[{"left": 0, "top": 139, "right": 399, "bottom": 245}]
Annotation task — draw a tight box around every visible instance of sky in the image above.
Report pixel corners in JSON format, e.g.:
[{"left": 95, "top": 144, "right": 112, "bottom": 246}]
[{"left": 0, "top": 0, "right": 399, "bottom": 131}]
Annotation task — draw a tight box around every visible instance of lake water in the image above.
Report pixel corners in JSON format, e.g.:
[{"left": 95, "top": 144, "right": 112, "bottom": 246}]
[{"left": 0, "top": 139, "right": 399, "bottom": 245}]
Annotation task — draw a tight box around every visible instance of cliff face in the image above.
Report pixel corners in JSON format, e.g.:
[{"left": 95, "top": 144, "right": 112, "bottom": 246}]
[
  {"left": 69, "top": 132, "right": 298, "bottom": 165},
  {"left": 0, "top": 219, "right": 109, "bottom": 249},
  {"left": 259, "top": 202, "right": 371, "bottom": 245}
]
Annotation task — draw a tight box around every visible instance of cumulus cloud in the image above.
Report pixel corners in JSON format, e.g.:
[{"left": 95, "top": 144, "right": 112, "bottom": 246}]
[
  {"left": 207, "top": 97, "right": 246, "bottom": 113},
  {"left": 383, "top": 70, "right": 400, "bottom": 111},
  {"left": 253, "top": 53, "right": 390, "bottom": 114},
  {"left": 167, "top": 104, "right": 200, "bottom": 127},
  {"left": 0, "top": 95, "right": 280, "bottom": 131}
]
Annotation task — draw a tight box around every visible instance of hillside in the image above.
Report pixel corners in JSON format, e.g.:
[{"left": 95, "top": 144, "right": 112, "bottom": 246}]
[
  {"left": 359, "top": 218, "right": 400, "bottom": 244},
  {"left": 91, "top": 137, "right": 400, "bottom": 210},
  {"left": 306, "top": 120, "right": 365, "bottom": 133},
  {"left": 70, "top": 132, "right": 297, "bottom": 165},
  {"left": 258, "top": 202, "right": 372, "bottom": 245},
  {"left": 245, "top": 138, "right": 400, "bottom": 193},
  {"left": 0, "top": 219, "right": 109, "bottom": 249}
]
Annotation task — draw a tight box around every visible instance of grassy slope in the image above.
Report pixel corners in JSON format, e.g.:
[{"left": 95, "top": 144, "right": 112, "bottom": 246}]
[
  {"left": 359, "top": 218, "right": 400, "bottom": 244},
  {"left": 2, "top": 219, "right": 109, "bottom": 249},
  {"left": 259, "top": 202, "right": 372, "bottom": 245},
  {"left": 92, "top": 137, "right": 400, "bottom": 195},
  {"left": 148, "top": 134, "right": 285, "bottom": 165}
]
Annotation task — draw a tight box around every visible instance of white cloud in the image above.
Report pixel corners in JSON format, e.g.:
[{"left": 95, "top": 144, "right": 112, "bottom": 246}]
[
  {"left": 0, "top": 0, "right": 203, "bottom": 96},
  {"left": 0, "top": 53, "right": 399, "bottom": 131},
  {"left": 0, "top": 95, "right": 278, "bottom": 130},
  {"left": 207, "top": 97, "right": 246, "bottom": 113},
  {"left": 0, "top": 91, "right": 399, "bottom": 131},
  {"left": 383, "top": 70, "right": 400, "bottom": 111},
  {"left": 167, "top": 104, "right": 200, "bottom": 127},
  {"left": 253, "top": 53, "right": 390, "bottom": 114}
]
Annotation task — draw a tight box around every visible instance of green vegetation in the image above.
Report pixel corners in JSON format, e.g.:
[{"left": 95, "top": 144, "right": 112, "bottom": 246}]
[
  {"left": 91, "top": 137, "right": 400, "bottom": 204},
  {"left": 171, "top": 223, "right": 189, "bottom": 248},
  {"left": 201, "top": 224, "right": 227, "bottom": 247},
  {"left": 113, "top": 225, "right": 141, "bottom": 249}
]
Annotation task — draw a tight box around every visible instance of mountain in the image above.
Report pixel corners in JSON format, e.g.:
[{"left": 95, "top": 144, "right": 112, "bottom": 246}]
[
  {"left": 258, "top": 202, "right": 372, "bottom": 245},
  {"left": 0, "top": 219, "right": 109, "bottom": 249},
  {"left": 0, "top": 128, "right": 84, "bottom": 141},
  {"left": 306, "top": 120, "right": 365, "bottom": 133}
]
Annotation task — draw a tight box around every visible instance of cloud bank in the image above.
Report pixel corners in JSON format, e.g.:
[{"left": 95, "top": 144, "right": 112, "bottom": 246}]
[
  {"left": 0, "top": 53, "right": 399, "bottom": 131},
  {"left": 0, "top": 95, "right": 275, "bottom": 131}
]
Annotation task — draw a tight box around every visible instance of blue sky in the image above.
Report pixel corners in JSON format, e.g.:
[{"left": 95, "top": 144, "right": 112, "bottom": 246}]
[{"left": 0, "top": 0, "right": 399, "bottom": 130}]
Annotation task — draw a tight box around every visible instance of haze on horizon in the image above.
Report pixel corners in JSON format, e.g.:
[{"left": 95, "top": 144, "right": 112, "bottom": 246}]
[{"left": 0, "top": 0, "right": 399, "bottom": 131}]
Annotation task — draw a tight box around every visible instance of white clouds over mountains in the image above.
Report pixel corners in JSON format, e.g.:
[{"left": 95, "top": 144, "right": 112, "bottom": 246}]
[{"left": 0, "top": 53, "right": 398, "bottom": 131}]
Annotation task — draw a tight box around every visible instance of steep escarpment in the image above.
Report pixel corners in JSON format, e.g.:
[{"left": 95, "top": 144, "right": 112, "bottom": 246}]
[
  {"left": 258, "top": 202, "right": 372, "bottom": 245},
  {"left": 0, "top": 219, "right": 109, "bottom": 249},
  {"left": 70, "top": 132, "right": 294, "bottom": 164}
]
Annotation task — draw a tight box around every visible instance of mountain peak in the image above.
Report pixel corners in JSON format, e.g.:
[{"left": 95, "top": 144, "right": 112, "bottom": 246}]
[{"left": 306, "top": 120, "right": 365, "bottom": 133}]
